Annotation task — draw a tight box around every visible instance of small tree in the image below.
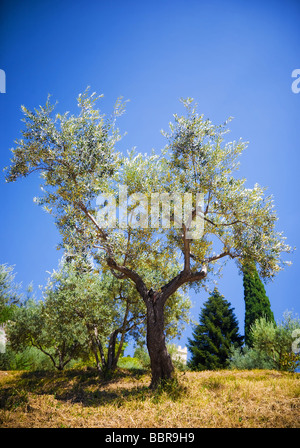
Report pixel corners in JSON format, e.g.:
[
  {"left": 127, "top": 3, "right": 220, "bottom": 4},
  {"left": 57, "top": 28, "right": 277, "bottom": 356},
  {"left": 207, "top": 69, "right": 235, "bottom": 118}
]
[
  {"left": 8, "top": 256, "right": 192, "bottom": 374},
  {"left": 187, "top": 288, "right": 243, "bottom": 370},
  {"left": 8, "top": 297, "right": 85, "bottom": 371},
  {"left": 243, "top": 261, "right": 275, "bottom": 346},
  {"left": 251, "top": 312, "right": 300, "bottom": 371},
  {"left": 42, "top": 262, "right": 117, "bottom": 371},
  {"left": 48, "top": 255, "right": 192, "bottom": 374},
  {"left": 229, "top": 311, "right": 300, "bottom": 371}
]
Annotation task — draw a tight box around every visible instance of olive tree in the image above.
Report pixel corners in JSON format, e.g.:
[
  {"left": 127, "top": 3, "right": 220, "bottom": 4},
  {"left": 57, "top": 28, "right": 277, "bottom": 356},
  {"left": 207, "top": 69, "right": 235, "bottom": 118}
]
[
  {"left": 42, "top": 260, "right": 119, "bottom": 372},
  {"left": 8, "top": 297, "right": 84, "bottom": 370},
  {"left": 251, "top": 312, "right": 300, "bottom": 371},
  {"left": 5, "top": 92, "right": 291, "bottom": 387},
  {"left": 45, "top": 255, "right": 191, "bottom": 374}
]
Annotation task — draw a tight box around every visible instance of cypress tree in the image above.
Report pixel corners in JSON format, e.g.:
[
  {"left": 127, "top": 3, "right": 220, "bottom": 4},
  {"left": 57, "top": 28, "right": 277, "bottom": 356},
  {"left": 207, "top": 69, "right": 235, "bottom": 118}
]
[
  {"left": 187, "top": 288, "right": 243, "bottom": 370},
  {"left": 243, "top": 262, "right": 275, "bottom": 347}
]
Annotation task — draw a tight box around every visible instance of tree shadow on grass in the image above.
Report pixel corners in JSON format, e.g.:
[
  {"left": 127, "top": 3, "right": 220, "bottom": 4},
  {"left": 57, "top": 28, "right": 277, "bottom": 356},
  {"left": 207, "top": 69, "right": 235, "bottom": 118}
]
[
  {"left": 1, "top": 367, "right": 186, "bottom": 409},
  {"left": 55, "top": 383, "right": 151, "bottom": 407},
  {"left": 9, "top": 368, "right": 152, "bottom": 408}
]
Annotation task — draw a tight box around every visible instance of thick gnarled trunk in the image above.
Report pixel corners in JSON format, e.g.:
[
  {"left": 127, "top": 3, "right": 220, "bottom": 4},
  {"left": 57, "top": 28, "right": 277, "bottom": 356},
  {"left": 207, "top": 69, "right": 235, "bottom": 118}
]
[
  {"left": 146, "top": 298, "right": 174, "bottom": 389},
  {"left": 107, "top": 256, "right": 207, "bottom": 389}
]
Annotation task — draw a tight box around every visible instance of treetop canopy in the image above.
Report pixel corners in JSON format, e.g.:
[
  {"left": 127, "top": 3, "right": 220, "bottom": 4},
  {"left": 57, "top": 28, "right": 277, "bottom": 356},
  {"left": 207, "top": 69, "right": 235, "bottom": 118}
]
[{"left": 5, "top": 90, "right": 292, "bottom": 290}]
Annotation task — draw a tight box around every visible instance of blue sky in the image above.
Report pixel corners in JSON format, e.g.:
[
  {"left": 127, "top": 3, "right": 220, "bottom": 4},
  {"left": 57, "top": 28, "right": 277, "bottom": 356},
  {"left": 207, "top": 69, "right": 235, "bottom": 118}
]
[{"left": 0, "top": 0, "right": 299, "bottom": 354}]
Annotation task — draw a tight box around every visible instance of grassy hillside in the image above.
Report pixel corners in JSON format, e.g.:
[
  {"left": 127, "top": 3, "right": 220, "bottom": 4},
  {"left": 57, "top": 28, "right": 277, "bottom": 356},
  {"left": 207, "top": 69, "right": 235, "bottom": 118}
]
[{"left": 0, "top": 368, "right": 299, "bottom": 428}]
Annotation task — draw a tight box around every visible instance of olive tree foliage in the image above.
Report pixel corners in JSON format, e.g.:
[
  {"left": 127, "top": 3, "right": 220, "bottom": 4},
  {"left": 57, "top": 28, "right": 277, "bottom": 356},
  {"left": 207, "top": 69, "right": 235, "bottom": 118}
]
[
  {"left": 251, "top": 312, "right": 300, "bottom": 371},
  {"left": 7, "top": 256, "right": 191, "bottom": 373},
  {"left": 8, "top": 297, "right": 84, "bottom": 370},
  {"left": 7, "top": 261, "right": 119, "bottom": 371},
  {"left": 7, "top": 258, "right": 140, "bottom": 372},
  {"left": 165, "top": 100, "right": 291, "bottom": 280},
  {"left": 5, "top": 91, "right": 292, "bottom": 387},
  {"left": 42, "top": 260, "right": 120, "bottom": 371},
  {"left": 0, "top": 264, "right": 20, "bottom": 322},
  {"left": 45, "top": 256, "right": 192, "bottom": 373},
  {"left": 229, "top": 311, "right": 300, "bottom": 371},
  {"left": 0, "top": 264, "right": 21, "bottom": 358}
]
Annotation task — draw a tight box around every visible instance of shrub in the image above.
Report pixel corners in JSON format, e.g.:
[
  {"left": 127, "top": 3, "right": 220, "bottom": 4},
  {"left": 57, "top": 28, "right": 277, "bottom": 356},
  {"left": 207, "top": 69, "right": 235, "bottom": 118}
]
[
  {"left": 229, "top": 345, "right": 276, "bottom": 370},
  {"left": 117, "top": 356, "right": 144, "bottom": 370},
  {"left": 133, "top": 346, "right": 151, "bottom": 368},
  {"left": 229, "top": 311, "right": 300, "bottom": 372},
  {"left": 0, "top": 345, "right": 54, "bottom": 371}
]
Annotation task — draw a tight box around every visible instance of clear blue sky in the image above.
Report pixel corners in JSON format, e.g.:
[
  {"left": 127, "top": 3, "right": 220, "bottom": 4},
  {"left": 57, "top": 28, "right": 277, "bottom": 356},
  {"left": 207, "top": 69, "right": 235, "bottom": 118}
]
[{"left": 0, "top": 0, "right": 299, "bottom": 354}]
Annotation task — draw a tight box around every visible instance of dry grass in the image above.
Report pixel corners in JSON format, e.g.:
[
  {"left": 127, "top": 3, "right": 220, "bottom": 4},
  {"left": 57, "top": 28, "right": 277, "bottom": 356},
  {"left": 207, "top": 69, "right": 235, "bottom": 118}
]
[{"left": 0, "top": 368, "right": 299, "bottom": 428}]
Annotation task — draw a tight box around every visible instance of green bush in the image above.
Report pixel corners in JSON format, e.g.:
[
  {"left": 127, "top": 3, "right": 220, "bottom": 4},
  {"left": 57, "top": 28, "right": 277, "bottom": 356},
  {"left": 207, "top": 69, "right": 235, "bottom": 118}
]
[
  {"left": 133, "top": 346, "right": 151, "bottom": 368},
  {"left": 229, "top": 345, "right": 276, "bottom": 370},
  {"left": 117, "top": 356, "right": 144, "bottom": 369},
  {"left": 0, "top": 345, "right": 54, "bottom": 371},
  {"left": 229, "top": 311, "right": 300, "bottom": 372},
  {"left": 134, "top": 344, "right": 189, "bottom": 372}
]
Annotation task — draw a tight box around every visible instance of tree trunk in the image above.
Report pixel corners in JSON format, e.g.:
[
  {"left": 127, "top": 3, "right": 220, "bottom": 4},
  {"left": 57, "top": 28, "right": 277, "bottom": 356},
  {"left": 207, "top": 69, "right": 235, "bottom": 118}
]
[
  {"left": 107, "top": 329, "right": 118, "bottom": 371},
  {"left": 57, "top": 349, "right": 65, "bottom": 371},
  {"left": 91, "top": 326, "right": 107, "bottom": 371},
  {"left": 106, "top": 252, "right": 207, "bottom": 388},
  {"left": 146, "top": 298, "right": 174, "bottom": 389},
  {"left": 91, "top": 342, "right": 102, "bottom": 373}
]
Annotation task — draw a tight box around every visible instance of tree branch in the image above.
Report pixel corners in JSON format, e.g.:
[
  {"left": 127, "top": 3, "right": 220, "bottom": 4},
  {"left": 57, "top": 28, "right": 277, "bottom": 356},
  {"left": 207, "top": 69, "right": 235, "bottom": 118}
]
[
  {"left": 106, "top": 257, "right": 148, "bottom": 301},
  {"left": 182, "top": 224, "right": 190, "bottom": 272},
  {"left": 160, "top": 264, "right": 207, "bottom": 304},
  {"left": 77, "top": 201, "right": 109, "bottom": 244},
  {"left": 190, "top": 250, "right": 237, "bottom": 264}
]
